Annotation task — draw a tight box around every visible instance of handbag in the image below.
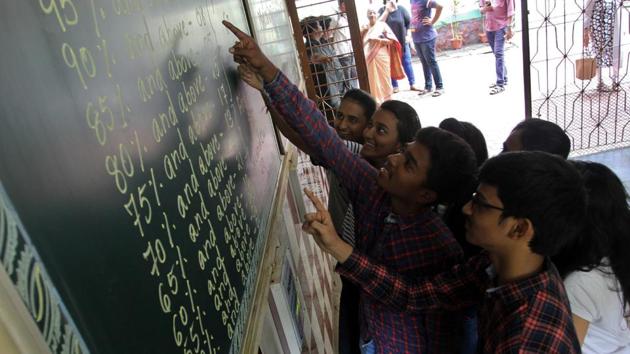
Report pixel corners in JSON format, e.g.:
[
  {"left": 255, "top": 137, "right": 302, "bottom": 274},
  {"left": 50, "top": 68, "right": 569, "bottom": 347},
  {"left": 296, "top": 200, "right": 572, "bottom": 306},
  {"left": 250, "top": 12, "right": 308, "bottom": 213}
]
[{"left": 576, "top": 47, "right": 597, "bottom": 80}]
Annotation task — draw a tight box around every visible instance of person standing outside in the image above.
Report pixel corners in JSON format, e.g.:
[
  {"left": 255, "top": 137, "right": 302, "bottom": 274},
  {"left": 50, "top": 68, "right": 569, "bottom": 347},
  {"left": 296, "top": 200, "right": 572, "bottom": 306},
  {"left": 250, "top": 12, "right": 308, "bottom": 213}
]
[
  {"left": 480, "top": 0, "right": 514, "bottom": 95},
  {"left": 410, "top": 0, "right": 445, "bottom": 97},
  {"left": 379, "top": 0, "right": 420, "bottom": 93},
  {"left": 361, "top": 7, "right": 399, "bottom": 104},
  {"left": 583, "top": 0, "right": 623, "bottom": 92},
  {"left": 302, "top": 17, "right": 344, "bottom": 122},
  {"left": 330, "top": 0, "right": 359, "bottom": 90}
]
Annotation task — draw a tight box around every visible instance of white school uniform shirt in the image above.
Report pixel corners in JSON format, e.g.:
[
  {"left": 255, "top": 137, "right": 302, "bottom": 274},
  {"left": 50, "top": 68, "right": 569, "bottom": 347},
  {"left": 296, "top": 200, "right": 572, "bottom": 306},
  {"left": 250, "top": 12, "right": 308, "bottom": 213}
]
[{"left": 564, "top": 262, "right": 630, "bottom": 354}]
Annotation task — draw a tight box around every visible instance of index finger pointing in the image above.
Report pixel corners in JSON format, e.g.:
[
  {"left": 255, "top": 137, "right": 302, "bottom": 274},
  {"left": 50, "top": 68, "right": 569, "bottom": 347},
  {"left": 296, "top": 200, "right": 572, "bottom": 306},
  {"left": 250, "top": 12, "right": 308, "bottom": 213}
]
[
  {"left": 223, "top": 20, "right": 249, "bottom": 40},
  {"left": 304, "top": 188, "right": 326, "bottom": 212}
]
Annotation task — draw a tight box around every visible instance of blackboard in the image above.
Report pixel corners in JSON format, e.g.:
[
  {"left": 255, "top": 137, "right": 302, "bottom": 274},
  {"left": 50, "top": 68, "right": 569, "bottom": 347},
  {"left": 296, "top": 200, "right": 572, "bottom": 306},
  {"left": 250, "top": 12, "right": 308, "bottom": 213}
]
[
  {"left": 245, "top": 0, "right": 300, "bottom": 85},
  {"left": 0, "top": 0, "right": 283, "bottom": 353}
]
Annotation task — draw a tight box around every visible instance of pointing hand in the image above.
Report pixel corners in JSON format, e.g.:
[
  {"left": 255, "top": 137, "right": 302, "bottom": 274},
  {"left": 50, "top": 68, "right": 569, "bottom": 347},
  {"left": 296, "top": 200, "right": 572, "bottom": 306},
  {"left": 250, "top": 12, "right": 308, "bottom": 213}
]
[{"left": 223, "top": 20, "right": 278, "bottom": 82}]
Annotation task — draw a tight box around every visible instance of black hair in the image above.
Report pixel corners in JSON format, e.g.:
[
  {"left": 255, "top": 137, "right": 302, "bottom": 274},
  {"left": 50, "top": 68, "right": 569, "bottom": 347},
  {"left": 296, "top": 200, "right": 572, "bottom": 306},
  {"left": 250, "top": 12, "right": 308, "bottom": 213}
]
[
  {"left": 553, "top": 161, "right": 630, "bottom": 317},
  {"left": 439, "top": 118, "right": 488, "bottom": 167},
  {"left": 512, "top": 119, "right": 571, "bottom": 158},
  {"left": 415, "top": 127, "right": 478, "bottom": 205},
  {"left": 479, "top": 151, "right": 587, "bottom": 257},
  {"left": 319, "top": 16, "right": 332, "bottom": 31},
  {"left": 301, "top": 17, "right": 319, "bottom": 37},
  {"left": 379, "top": 100, "right": 421, "bottom": 144},
  {"left": 342, "top": 89, "right": 377, "bottom": 122}
]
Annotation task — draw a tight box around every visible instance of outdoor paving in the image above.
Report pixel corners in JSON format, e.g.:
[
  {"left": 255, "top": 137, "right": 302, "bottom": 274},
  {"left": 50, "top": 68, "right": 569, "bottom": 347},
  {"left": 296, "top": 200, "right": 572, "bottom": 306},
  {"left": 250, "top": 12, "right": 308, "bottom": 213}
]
[
  {"left": 386, "top": 39, "right": 630, "bottom": 190},
  {"left": 390, "top": 40, "right": 525, "bottom": 156}
]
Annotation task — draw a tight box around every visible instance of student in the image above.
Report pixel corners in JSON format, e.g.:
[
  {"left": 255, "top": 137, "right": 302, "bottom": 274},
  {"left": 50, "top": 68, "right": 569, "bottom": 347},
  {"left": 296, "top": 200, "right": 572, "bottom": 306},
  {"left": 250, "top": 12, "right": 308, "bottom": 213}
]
[
  {"left": 437, "top": 118, "right": 487, "bottom": 254},
  {"left": 439, "top": 118, "right": 488, "bottom": 167},
  {"left": 438, "top": 118, "right": 488, "bottom": 353},
  {"left": 502, "top": 118, "right": 570, "bottom": 158},
  {"left": 224, "top": 21, "right": 478, "bottom": 353},
  {"left": 302, "top": 151, "right": 586, "bottom": 353},
  {"left": 553, "top": 161, "right": 630, "bottom": 353},
  {"left": 240, "top": 64, "right": 420, "bottom": 354}
]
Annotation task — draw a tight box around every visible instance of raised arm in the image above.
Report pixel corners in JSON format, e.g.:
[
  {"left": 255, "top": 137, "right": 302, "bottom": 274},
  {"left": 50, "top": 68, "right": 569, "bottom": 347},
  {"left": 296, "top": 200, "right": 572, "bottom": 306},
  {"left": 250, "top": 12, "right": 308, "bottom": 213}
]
[
  {"left": 378, "top": 1, "right": 397, "bottom": 22},
  {"left": 337, "top": 250, "right": 487, "bottom": 312},
  {"left": 238, "top": 64, "right": 317, "bottom": 156},
  {"left": 224, "top": 21, "right": 377, "bottom": 202},
  {"left": 421, "top": 1, "right": 443, "bottom": 26}
]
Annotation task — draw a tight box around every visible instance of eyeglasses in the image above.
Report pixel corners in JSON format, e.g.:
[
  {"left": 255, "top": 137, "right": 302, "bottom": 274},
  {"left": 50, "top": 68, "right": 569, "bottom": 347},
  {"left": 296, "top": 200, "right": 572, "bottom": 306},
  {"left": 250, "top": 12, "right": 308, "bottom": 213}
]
[{"left": 470, "top": 192, "right": 504, "bottom": 211}]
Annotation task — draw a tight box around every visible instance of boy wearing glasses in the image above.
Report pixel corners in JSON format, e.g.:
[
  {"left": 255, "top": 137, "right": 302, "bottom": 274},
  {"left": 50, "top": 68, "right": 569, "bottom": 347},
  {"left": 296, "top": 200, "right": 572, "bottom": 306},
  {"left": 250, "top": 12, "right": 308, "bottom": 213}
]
[{"left": 303, "top": 151, "right": 585, "bottom": 353}]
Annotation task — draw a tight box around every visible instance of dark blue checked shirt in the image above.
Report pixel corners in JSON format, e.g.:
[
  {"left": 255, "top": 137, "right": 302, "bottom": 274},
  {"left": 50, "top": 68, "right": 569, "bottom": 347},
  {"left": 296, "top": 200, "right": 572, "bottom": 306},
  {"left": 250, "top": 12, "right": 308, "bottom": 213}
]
[
  {"left": 264, "top": 71, "right": 464, "bottom": 353},
  {"left": 338, "top": 251, "right": 582, "bottom": 353}
]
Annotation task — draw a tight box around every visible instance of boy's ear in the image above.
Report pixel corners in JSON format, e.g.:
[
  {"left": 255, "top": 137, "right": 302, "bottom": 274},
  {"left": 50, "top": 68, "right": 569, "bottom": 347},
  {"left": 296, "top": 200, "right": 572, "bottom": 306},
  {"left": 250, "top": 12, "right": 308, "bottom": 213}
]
[
  {"left": 415, "top": 188, "right": 437, "bottom": 205},
  {"left": 508, "top": 218, "right": 534, "bottom": 242}
]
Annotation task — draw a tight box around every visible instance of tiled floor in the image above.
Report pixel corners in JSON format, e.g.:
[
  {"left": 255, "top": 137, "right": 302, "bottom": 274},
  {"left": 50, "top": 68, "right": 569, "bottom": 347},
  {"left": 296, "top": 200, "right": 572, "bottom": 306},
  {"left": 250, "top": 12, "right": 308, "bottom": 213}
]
[{"left": 573, "top": 146, "right": 630, "bottom": 192}]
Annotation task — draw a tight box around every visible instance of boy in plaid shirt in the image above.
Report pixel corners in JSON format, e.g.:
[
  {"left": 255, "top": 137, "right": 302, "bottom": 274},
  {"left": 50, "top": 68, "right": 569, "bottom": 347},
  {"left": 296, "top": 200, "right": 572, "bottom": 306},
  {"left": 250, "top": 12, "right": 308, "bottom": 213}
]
[
  {"left": 224, "top": 21, "right": 479, "bottom": 352},
  {"left": 304, "top": 151, "right": 586, "bottom": 353}
]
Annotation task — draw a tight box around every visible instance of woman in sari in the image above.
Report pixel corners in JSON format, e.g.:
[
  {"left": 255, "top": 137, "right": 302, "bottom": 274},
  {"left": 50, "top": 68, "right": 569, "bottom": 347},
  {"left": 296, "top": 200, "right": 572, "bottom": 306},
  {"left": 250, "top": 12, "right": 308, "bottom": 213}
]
[{"left": 362, "top": 8, "right": 402, "bottom": 103}]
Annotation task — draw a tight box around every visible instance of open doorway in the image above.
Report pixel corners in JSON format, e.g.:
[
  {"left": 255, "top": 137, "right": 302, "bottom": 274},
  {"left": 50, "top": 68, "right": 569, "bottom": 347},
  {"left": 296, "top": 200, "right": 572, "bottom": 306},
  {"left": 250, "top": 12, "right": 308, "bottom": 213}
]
[
  {"left": 288, "top": 0, "right": 526, "bottom": 155},
  {"left": 365, "top": 0, "right": 526, "bottom": 156}
]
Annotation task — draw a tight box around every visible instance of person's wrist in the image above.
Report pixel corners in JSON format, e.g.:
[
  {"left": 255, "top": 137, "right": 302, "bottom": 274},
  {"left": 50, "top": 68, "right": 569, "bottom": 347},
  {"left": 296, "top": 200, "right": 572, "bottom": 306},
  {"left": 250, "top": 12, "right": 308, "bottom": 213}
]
[
  {"left": 261, "top": 62, "right": 279, "bottom": 83},
  {"left": 331, "top": 239, "right": 353, "bottom": 263}
]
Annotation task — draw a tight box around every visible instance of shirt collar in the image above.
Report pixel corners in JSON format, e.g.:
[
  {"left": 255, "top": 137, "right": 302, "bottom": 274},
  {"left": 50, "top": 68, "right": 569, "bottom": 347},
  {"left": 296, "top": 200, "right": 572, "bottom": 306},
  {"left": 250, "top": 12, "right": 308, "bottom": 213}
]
[{"left": 484, "top": 258, "right": 560, "bottom": 304}]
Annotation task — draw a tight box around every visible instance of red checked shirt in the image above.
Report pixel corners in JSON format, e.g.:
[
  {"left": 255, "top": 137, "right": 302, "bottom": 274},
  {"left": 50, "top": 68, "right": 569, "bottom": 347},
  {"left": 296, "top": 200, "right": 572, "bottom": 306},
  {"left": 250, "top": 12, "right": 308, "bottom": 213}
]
[
  {"left": 338, "top": 251, "right": 582, "bottom": 353},
  {"left": 264, "top": 72, "right": 464, "bottom": 353}
]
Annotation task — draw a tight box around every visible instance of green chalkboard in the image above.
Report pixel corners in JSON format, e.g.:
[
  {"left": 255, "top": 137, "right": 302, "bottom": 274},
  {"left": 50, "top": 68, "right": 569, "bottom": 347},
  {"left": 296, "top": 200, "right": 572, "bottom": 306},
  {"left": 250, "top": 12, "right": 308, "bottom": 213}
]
[{"left": 0, "top": 0, "right": 283, "bottom": 353}]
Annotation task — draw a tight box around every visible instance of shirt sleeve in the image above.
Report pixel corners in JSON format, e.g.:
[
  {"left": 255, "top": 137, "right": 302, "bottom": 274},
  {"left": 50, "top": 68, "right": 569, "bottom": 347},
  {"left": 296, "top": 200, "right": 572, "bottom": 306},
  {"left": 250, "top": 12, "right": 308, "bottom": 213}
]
[
  {"left": 506, "top": 0, "right": 515, "bottom": 18},
  {"left": 312, "top": 139, "right": 361, "bottom": 168},
  {"left": 564, "top": 271, "right": 600, "bottom": 322},
  {"left": 336, "top": 250, "right": 489, "bottom": 312},
  {"left": 494, "top": 0, "right": 515, "bottom": 17},
  {"left": 402, "top": 6, "right": 411, "bottom": 28},
  {"left": 263, "top": 72, "right": 377, "bottom": 205}
]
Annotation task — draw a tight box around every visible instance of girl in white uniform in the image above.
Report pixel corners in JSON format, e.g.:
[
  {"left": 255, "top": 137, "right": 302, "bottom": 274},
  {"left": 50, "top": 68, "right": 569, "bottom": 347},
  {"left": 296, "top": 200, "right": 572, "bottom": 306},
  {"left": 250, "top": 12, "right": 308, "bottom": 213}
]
[{"left": 554, "top": 161, "right": 630, "bottom": 353}]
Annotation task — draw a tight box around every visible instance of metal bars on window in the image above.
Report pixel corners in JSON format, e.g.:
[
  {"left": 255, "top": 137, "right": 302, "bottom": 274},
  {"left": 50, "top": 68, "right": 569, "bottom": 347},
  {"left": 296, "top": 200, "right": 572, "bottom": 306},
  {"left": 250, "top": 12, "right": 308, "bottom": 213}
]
[
  {"left": 524, "top": 0, "right": 630, "bottom": 154},
  {"left": 286, "top": 0, "right": 369, "bottom": 123}
]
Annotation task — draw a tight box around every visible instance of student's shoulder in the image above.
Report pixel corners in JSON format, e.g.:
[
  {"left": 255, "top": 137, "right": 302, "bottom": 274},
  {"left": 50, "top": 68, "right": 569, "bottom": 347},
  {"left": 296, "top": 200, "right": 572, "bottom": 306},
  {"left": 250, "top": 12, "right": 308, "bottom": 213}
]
[
  {"left": 564, "top": 267, "right": 606, "bottom": 287},
  {"left": 518, "top": 288, "right": 579, "bottom": 351},
  {"left": 524, "top": 272, "right": 576, "bottom": 334}
]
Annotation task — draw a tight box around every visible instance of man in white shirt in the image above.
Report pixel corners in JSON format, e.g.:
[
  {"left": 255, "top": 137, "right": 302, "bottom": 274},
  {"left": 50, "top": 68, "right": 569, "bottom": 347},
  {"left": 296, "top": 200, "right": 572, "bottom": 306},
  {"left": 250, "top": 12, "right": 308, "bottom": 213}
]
[{"left": 330, "top": 0, "right": 358, "bottom": 90}]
